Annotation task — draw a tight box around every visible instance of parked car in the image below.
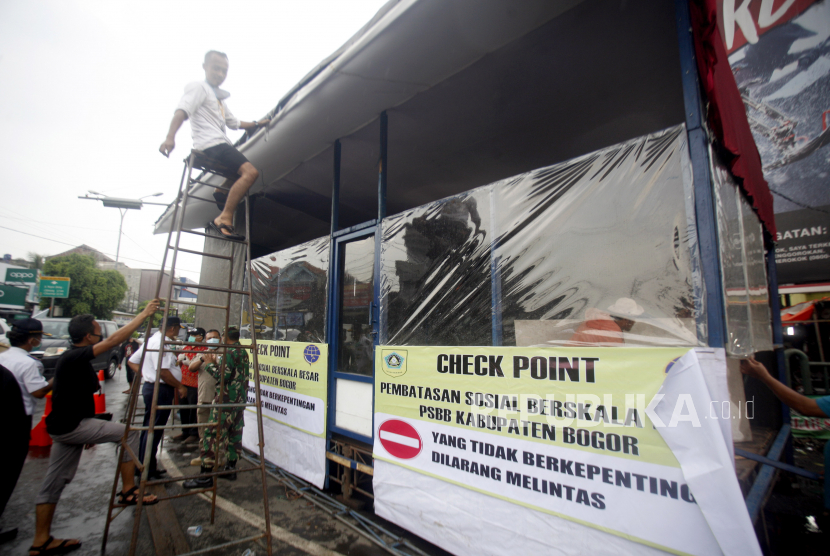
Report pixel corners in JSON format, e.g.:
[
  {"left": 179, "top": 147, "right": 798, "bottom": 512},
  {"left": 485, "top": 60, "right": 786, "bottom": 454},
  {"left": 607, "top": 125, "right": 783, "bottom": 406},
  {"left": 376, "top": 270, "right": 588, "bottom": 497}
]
[
  {"left": 30, "top": 318, "right": 123, "bottom": 380},
  {"left": 0, "top": 318, "right": 10, "bottom": 353}
]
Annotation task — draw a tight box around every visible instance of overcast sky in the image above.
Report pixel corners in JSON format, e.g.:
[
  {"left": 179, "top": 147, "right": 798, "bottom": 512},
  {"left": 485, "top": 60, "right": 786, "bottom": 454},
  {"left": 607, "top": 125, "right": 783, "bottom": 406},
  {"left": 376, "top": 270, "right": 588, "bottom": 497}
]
[{"left": 0, "top": 0, "right": 388, "bottom": 281}]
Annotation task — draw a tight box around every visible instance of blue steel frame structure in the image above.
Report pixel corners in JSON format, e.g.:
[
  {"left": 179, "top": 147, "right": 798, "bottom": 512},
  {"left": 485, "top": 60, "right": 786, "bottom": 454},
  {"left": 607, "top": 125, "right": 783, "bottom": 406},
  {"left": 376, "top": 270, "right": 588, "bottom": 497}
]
[
  {"left": 320, "top": 0, "right": 786, "bottom": 534},
  {"left": 324, "top": 113, "right": 387, "bottom": 446},
  {"left": 674, "top": 0, "right": 789, "bottom": 528}
]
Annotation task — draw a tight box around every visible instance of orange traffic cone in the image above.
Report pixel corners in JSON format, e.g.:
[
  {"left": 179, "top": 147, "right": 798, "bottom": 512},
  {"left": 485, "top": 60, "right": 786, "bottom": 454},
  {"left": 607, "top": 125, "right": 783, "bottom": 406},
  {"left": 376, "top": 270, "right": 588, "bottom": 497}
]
[
  {"left": 30, "top": 392, "right": 53, "bottom": 447},
  {"left": 94, "top": 391, "right": 107, "bottom": 414},
  {"left": 95, "top": 367, "right": 107, "bottom": 413}
]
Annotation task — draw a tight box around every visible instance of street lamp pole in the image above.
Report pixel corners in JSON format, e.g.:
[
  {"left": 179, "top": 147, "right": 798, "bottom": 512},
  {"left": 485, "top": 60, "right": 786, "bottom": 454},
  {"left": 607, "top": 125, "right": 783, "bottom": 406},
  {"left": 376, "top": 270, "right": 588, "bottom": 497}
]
[
  {"left": 79, "top": 191, "right": 165, "bottom": 268},
  {"left": 116, "top": 208, "right": 127, "bottom": 265}
]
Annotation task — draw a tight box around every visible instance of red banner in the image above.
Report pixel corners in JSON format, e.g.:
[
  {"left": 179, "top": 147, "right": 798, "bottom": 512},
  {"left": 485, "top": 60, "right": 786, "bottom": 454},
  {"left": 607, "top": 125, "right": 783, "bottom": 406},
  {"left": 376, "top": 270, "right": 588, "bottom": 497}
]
[{"left": 718, "top": 0, "right": 819, "bottom": 53}]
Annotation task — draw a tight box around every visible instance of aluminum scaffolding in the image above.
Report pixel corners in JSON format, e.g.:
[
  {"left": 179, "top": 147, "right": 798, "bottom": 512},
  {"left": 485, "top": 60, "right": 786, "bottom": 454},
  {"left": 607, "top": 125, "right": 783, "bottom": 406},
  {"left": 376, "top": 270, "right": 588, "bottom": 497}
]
[{"left": 100, "top": 150, "right": 273, "bottom": 555}]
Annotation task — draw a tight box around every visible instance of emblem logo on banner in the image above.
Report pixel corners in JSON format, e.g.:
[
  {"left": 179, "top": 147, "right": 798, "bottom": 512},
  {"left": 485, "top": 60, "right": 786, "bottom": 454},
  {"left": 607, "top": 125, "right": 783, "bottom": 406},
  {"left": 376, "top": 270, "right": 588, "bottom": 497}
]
[
  {"left": 303, "top": 344, "right": 321, "bottom": 364},
  {"left": 382, "top": 350, "right": 407, "bottom": 377},
  {"left": 378, "top": 419, "right": 422, "bottom": 459}
]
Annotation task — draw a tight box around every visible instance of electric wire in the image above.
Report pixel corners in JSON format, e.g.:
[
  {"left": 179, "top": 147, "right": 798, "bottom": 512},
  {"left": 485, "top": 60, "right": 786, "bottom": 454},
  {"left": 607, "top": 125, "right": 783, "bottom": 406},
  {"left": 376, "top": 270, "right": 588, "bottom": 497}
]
[{"left": 0, "top": 224, "right": 202, "bottom": 276}]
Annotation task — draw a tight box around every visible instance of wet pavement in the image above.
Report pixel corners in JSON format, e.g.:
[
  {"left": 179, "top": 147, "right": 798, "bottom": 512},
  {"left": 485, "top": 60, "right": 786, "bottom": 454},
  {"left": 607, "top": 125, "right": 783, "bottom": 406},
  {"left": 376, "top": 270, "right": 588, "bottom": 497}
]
[{"left": 0, "top": 366, "right": 412, "bottom": 556}]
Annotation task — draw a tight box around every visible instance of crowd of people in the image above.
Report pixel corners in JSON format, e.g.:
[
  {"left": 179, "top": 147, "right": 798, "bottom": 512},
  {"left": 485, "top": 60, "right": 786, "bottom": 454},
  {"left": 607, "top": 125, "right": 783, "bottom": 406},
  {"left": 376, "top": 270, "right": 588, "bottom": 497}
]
[{"left": 0, "top": 304, "right": 250, "bottom": 555}]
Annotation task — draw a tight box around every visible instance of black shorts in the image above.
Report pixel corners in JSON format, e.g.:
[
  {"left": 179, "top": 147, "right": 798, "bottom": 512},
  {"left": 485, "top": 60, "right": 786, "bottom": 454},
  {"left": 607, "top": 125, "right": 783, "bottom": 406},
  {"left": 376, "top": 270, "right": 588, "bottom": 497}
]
[{"left": 202, "top": 143, "right": 249, "bottom": 174}]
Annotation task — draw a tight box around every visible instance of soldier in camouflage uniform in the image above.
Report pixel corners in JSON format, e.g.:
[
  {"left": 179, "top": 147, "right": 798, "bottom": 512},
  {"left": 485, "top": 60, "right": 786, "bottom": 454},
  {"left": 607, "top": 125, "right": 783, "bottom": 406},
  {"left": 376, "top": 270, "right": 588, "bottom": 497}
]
[{"left": 183, "top": 327, "right": 249, "bottom": 487}]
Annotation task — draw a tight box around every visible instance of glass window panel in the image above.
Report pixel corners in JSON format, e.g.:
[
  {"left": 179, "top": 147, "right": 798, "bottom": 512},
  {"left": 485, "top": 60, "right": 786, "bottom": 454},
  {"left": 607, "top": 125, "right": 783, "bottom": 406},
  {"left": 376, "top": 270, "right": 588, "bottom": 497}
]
[
  {"left": 713, "top": 160, "right": 754, "bottom": 356},
  {"left": 380, "top": 189, "right": 493, "bottom": 346},
  {"left": 380, "top": 124, "right": 704, "bottom": 349},
  {"left": 337, "top": 236, "right": 375, "bottom": 375},
  {"left": 242, "top": 236, "right": 329, "bottom": 342},
  {"left": 741, "top": 193, "right": 773, "bottom": 352},
  {"left": 495, "top": 125, "right": 703, "bottom": 347}
]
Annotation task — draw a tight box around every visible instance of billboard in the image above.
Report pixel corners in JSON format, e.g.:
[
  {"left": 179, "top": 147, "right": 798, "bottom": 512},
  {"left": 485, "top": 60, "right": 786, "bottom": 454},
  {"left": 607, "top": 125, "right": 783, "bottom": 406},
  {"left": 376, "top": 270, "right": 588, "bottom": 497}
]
[
  {"left": 773, "top": 204, "right": 830, "bottom": 284},
  {"left": 0, "top": 285, "right": 28, "bottom": 308},
  {"left": 722, "top": 0, "right": 830, "bottom": 283},
  {"left": 4, "top": 268, "right": 37, "bottom": 283}
]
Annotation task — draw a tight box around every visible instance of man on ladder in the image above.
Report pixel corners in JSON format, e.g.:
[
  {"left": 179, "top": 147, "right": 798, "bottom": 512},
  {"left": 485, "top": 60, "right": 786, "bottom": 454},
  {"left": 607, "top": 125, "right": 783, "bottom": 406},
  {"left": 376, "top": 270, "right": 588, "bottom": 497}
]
[
  {"left": 100, "top": 57, "right": 275, "bottom": 552},
  {"left": 159, "top": 50, "right": 270, "bottom": 241}
]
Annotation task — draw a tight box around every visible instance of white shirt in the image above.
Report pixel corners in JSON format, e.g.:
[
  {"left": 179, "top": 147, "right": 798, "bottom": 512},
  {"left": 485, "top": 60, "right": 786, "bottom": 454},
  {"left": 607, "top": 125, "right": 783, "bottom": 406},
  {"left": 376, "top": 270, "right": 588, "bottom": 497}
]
[
  {"left": 129, "top": 331, "right": 179, "bottom": 385},
  {"left": 0, "top": 346, "right": 49, "bottom": 415},
  {"left": 176, "top": 81, "right": 240, "bottom": 151}
]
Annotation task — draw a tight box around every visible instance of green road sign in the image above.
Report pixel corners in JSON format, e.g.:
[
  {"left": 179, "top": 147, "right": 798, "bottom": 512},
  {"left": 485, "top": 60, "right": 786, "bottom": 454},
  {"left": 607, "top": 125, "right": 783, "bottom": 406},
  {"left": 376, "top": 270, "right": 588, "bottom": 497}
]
[
  {"left": 0, "top": 285, "right": 28, "bottom": 307},
  {"left": 39, "top": 276, "right": 71, "bottom": 298},
  {"left": 5, "top": 268, "right": 38, "bottom": 283}
]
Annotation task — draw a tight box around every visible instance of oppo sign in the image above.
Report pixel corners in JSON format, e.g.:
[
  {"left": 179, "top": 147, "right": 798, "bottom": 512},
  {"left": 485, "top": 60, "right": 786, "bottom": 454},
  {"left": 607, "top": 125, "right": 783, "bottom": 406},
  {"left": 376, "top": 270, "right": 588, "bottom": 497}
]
[{"left": 4, "top": 269, "right": 37, "bottom": 283}]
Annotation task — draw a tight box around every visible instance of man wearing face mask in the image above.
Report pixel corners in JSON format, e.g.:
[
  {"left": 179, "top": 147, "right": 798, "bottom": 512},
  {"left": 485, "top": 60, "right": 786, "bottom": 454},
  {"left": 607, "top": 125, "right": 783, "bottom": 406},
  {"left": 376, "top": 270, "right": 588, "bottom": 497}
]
[
  {"left": 173, "top": 327, "right": 206, "bottom": 443},
  {"left": 0, "top": 319, "right": 52, "bottom": 544},
  {"left": 184, "top": 326, "right": 249, "bottom": 488},
  {"left": 188, "top": 329, "right": 221, "bottom": 466}
]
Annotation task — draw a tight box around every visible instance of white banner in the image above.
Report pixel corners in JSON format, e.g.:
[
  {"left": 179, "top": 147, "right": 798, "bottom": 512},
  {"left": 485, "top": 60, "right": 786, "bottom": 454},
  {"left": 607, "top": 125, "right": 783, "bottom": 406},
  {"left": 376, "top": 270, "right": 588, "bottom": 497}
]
[
  {"left": 242, "top": 412, "right": 327, "bottom": 488},
  {"left": 374, "top": 413, "right": 719, "bottom": 555},
  {"left": 375, "top": 461, "right": 671, "bottom": 556},
  {"left": 373, "top": 346, "right": 760, "bottom": 556},
  {"left": 242, "top": 340, "right": 328, "bottom": 487},
  {"left": 253, "top": 382, "right": 325, "bottom": 436}
]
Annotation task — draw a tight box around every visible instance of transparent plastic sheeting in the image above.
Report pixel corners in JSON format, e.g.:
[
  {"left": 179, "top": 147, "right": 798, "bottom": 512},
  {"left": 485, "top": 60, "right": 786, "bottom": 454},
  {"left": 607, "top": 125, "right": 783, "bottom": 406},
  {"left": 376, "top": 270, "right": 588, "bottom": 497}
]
[
  {"left": 380, "top": 124, "right": 707, "bottom": 348},
  {"left": 241, "top": 236, "right": 329, "bottom": 343},
  {"left": 712, "top": 155, "right": 774, "bottom": 356}
]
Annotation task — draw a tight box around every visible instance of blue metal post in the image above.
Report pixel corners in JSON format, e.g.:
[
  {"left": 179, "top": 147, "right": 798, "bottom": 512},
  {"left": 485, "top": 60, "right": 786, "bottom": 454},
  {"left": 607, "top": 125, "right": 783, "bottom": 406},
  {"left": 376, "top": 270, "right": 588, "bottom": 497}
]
[
  {"left": 490, "top": 192, "right": 503, "bottom": 346},
  {"left": 675, "top": 0, "right": 727, "bottom": 348},
  {"left": 373, "top": 112, "right": 388, "bottom": 439},
  {"left": 375, "top": 112, "right": 387, "bottom": 343},
  {"left": 331, "top": 139, "right": 341, "bottom": 235},
  {"left": 325, "top": 139, "right": 342, "bottom": 483},
  {"left": 768, "top": 247, "right": 793, "bottom": 466},
  {"left": 767, "top": 248, "right": 789, "bottom": 422},
  {"left": 378, "top": 112, "right": 388, "bottom": 222}
]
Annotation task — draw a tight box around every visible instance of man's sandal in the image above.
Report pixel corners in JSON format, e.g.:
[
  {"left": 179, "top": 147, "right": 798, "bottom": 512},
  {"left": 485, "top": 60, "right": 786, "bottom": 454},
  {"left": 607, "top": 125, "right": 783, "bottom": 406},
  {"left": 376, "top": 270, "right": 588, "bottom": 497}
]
[
  {"left": 28, "top": 535, "right": 81, "bottom": 555},
  {"left": 206, "top": 220, "right": 245, "bottom": 241},
  {"left": 118, "top": 486, "right": 160, "bottom": 506}
]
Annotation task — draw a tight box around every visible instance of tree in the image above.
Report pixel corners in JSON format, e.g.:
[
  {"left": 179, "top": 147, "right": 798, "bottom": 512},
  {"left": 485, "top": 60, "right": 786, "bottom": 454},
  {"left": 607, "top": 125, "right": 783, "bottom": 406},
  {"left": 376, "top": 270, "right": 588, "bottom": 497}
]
[
  {"left": 27, "top": 252, "right": 44, "bottom": 271},
  {"left": 180, "top": 305, "right": 196, "bottom": 324},
  {"left": 40, "top": 254, "right": 128, "bottom": 319}
]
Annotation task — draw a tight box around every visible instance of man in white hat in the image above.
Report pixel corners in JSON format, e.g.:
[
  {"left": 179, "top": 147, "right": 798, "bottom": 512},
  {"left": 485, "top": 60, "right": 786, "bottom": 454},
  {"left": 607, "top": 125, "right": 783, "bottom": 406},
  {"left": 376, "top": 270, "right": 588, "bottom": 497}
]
[
  {"left": 606, "top": 297, "right": 644, "bottom": 334},
  {"left": 569, "top": 297, "right": 643, "bottom": 346}
]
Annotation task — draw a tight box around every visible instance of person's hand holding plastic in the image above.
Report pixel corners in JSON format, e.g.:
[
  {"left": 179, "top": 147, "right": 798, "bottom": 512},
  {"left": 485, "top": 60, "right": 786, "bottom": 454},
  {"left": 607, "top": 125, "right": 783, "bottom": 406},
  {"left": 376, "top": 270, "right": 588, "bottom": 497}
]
[{"left": 739, "top": 356, "right": 771, "bottom": 381}]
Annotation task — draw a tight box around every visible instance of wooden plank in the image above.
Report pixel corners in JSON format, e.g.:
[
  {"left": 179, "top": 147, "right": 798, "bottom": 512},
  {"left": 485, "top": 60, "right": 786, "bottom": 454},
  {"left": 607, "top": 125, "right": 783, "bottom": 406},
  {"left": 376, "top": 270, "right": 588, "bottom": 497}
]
[{"left": 145, "top": 484, "right": 191, "bottom": 556}]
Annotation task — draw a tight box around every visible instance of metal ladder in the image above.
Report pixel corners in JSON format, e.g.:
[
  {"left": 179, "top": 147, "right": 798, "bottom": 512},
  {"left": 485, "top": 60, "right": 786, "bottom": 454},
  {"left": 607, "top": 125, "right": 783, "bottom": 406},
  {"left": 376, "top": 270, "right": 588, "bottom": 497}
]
[{"left": 101, "top": 150, "right": 273, "bottom": 555}]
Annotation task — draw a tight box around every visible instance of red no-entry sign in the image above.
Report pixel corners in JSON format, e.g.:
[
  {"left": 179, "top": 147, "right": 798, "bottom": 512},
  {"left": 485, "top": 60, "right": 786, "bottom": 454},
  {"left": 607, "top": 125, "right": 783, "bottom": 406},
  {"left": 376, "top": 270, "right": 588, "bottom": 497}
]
[{"left": 378, "top": 420, "right": 422, "bottom": 459}]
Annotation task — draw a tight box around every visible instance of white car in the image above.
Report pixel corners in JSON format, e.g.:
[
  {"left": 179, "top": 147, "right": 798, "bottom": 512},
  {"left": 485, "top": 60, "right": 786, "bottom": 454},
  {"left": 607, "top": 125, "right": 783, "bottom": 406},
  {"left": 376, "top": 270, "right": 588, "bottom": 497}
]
[{"left": 0, "top": 319, "right": 10, "bottom": 353}]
